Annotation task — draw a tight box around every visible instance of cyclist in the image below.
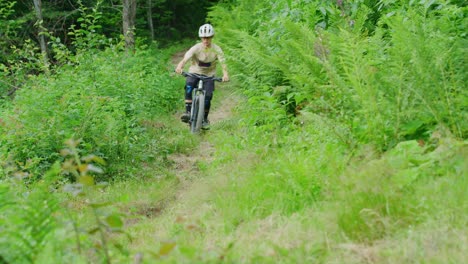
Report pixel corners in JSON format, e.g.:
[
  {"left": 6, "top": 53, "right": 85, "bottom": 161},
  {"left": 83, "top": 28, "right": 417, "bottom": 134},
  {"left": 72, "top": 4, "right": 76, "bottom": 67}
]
[{"left": 175, "top": 23, "right": 229, "bottom": 129}]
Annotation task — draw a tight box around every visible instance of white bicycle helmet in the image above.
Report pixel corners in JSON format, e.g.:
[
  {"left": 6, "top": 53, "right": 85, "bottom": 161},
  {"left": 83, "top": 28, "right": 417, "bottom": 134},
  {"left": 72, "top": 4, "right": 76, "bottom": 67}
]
[{"left": 199, "top": 24, "right": 215, "bottom": 38}]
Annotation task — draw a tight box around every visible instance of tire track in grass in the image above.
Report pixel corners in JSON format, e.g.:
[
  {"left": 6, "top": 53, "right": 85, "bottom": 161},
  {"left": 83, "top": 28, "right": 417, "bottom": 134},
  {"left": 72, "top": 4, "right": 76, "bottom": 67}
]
[
  {"left": 127, "top": 51, "right": 241, "bottom": 256},
  {"left": 164, "top": 50, "right": 240, "bottom": 216}
]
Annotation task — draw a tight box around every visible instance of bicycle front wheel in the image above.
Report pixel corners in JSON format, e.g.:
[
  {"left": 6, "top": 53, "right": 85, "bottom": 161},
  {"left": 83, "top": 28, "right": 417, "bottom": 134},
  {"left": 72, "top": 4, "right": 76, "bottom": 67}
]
[{"left": 190, "top": 92, "right": 205, "bottom": 133}]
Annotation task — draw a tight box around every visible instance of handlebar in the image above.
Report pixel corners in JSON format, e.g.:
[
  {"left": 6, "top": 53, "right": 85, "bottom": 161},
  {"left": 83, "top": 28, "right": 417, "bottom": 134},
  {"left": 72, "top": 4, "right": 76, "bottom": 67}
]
[{"left": 181, "top": 71, "right": 223, "bottom": 82}]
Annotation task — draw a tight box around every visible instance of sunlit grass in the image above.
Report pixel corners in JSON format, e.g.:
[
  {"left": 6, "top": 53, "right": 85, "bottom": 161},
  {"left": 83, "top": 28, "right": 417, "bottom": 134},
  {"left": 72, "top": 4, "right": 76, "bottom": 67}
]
[{"left": 111, "top": 86, "right": 467, "bottom": 263}]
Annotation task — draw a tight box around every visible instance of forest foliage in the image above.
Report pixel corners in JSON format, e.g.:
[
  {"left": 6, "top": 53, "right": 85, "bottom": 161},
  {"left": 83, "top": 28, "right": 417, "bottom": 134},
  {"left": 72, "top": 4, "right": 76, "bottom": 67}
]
[
  {"left": 209, "top": 0, "right": 466, "bottom": 150},
  {"left": 1, "top": 0, "right": 218, "bottom": 95},
  {"left": 0, "top": 0, "right": 466, "bottom": 263}
]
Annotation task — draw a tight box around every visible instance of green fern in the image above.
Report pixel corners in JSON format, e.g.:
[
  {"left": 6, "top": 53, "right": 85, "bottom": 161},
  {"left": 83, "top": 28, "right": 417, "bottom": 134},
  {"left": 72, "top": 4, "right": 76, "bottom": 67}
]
[
  {"left": 0, "top": 183, "right": 58, "bottom": 264},
  {"left": 382, "top": 5, "right": 466, "bottom": 140}
]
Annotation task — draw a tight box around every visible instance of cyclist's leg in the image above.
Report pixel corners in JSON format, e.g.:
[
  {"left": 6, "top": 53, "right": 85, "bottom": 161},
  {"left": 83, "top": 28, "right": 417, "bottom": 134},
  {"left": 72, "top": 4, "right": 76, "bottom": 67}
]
[
  {"left": 181, "top": 76, "right": 198, "bottom": 122},
  {"left": 204, "top": 79, "right": 215, "bottom": 121},
  {"left": 185, "top": 76, "right": 198, "bottom": 111}
]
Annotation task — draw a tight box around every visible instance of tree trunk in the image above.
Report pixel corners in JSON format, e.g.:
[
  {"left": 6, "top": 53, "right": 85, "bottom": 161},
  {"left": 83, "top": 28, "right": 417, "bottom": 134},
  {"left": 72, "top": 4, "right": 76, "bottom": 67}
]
[
  {"left": 32, "top": 0, "right": 49, "bottom": 71},
  {"left": 147, "top": 0, "right": 154, "bottom": 40},
  {"left": 122, "top": 0, "right": 136, "bottom": 52}
]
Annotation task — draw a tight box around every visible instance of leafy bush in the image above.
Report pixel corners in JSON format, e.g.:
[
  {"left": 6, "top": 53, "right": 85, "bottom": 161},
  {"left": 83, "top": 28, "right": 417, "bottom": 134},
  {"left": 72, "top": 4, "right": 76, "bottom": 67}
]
[
  {"left": 0, "top": 139, "right": 132, "bottom": 263},
  {"left": 0, "top": 47, "right": 182, "bottom": 180}
]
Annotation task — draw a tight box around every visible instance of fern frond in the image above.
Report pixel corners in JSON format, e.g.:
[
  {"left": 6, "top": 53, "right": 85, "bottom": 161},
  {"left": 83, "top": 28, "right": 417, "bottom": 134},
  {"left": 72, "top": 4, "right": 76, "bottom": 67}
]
[{"left": 0, "top": 183, "right": 59, "bottom": 264}]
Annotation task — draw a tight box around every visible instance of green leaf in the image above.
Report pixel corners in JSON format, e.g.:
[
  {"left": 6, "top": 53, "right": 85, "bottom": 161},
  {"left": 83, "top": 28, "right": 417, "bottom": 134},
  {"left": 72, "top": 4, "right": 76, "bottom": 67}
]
[
  {"left": 78, "top": 175, "right": 94, "bottom": 186},
  {"left": 400, "top": 120, "right": 425, "bottom": 136},
  {"left": 43, "top": 161, "right": 61, "bottom": 183},
  {"left": 319, "top": 7, "right": 326, "bottom": 16},
  {"left": 81, "top": 154, "right": 106, "bottom": 165},
  {"left": 105, "top": 213, "right": 123, "bottom": 229},
  {"left": 87, "top": 227, "right": 100, "bottom": 235},
  {"left": 159, "top": 241, "right": 176, "bottom": 256}
]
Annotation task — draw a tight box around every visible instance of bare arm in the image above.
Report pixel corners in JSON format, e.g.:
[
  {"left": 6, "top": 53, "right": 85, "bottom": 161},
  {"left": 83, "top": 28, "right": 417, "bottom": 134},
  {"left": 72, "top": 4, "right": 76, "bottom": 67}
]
[
  {"left": 221, "top": 62, "right": 229, "bottom": 82},
  {"left": 175, "top": 58, "right": 188, "bottom": 74},
  {"left": 175, "top": 46, "right": 196, "bottom": 74}
]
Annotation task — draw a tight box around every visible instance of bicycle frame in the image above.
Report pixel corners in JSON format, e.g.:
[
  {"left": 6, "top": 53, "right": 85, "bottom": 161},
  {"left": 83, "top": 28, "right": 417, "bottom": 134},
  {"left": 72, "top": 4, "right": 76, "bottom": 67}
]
[{"left": 181, "top": 72, "right": 222, "bottom": 133}]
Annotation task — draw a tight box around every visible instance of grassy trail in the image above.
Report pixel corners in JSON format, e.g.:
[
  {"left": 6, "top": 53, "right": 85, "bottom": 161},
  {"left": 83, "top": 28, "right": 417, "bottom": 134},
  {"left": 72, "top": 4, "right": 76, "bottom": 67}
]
[
  {"left": 125, "top": 82, "right": 242, "bottom": 261},
  {"left": 102, "top": 51, "right": 467, "bottom": 264},
  {"left": 115, "top": 52, "right": 244, "bottom": 260}
]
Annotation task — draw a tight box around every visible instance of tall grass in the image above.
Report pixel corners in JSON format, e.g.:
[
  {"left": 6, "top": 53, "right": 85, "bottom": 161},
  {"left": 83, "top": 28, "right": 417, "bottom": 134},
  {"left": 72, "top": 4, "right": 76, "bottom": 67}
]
[
  {"left": 118, "top": 82, "right": 466, "bottom": 263},
  {"left": 211, "top": 113, "right": 347, "bottom": 231}
]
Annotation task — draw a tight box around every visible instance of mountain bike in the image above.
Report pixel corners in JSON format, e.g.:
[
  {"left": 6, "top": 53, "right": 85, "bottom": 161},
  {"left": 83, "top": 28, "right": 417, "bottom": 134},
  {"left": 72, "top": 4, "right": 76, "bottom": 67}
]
[{"left": 181, "top": 72, "right": 222, "bottom": 133}]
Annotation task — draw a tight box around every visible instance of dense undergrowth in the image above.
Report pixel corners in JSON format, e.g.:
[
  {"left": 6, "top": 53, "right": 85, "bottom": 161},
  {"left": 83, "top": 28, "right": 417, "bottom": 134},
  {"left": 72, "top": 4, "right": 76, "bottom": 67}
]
[
  {"left": 210, "top": 0, "right": 467, "bottom": 149},
  {"left": 0, "top": 46, "right": 184, "bottom": 180},
  {"left": 0, "top": 0, "right": 466, "bottom": 263},
  {"left": 0, "top": 40, "right": 196, "bottom": 262}
]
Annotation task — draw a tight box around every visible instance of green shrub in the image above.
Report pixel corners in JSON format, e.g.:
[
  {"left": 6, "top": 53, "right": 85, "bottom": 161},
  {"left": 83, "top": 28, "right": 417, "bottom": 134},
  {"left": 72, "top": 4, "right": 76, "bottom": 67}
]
[{"left": 0, "top": 47, "right": 182, "bottom": 180}]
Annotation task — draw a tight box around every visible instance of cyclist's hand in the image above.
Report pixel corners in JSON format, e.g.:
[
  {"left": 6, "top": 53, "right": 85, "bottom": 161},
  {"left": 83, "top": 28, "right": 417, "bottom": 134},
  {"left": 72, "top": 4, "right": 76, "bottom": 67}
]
[
  {"left": 222, "top": 74, "right": 230, "bottom": 82},
  {"left": 175, "top": 67, "right": 183, "bottom": 74}
]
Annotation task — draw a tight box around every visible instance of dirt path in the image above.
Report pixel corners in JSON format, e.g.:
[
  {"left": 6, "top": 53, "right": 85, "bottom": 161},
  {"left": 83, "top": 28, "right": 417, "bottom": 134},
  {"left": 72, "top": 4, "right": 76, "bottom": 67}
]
[
  {"left": 124, "top": 52, "right": 241, "bottom": 248},
  {"left": 167, "top": 50, "right": 239, "bottom": 192}
]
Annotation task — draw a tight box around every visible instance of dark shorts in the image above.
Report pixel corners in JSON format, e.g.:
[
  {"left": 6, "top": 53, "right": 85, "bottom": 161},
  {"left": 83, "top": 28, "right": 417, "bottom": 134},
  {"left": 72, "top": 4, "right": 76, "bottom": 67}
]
[{"left": 185, "top": 75, "right": 215, "bottom": 100}]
